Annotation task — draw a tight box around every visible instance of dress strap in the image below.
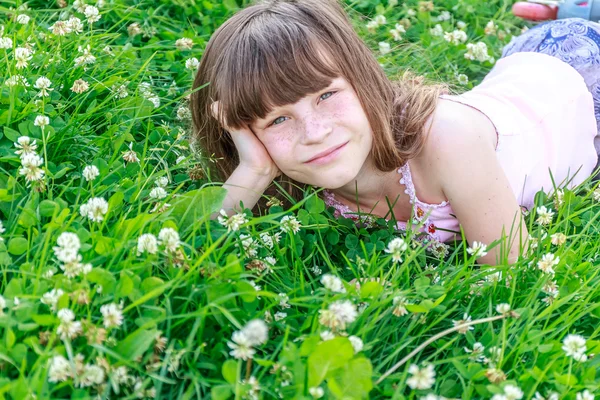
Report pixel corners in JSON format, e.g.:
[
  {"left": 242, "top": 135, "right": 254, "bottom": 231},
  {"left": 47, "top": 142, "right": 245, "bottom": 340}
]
[{"left": 398, "top": 162, "right": 449, "bottom": 209}]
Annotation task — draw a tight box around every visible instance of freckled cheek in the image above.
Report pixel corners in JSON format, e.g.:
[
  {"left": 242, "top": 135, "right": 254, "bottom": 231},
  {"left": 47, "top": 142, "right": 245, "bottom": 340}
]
[{"left": 263, "top": 135, "right": 296, "bottom": 165}]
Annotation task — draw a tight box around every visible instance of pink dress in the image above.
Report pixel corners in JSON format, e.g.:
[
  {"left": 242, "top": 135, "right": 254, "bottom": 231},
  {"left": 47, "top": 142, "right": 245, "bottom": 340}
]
[{"left": 323, "top": 52, "right": 599, "bottom": 244}]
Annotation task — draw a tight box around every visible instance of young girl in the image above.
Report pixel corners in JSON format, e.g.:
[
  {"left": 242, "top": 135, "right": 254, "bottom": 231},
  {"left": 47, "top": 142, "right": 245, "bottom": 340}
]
[{"left": 190, "top": 0, "right": 600, "bottom": 265}]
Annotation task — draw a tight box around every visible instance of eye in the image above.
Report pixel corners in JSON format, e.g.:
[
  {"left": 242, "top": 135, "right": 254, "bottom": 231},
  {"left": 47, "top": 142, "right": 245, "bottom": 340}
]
[
  {"left": 268, "top": 91, "right": 337, "bottom": 127},
  {"left": 319, "top": 91, "right": 336, "bottom": 101}
]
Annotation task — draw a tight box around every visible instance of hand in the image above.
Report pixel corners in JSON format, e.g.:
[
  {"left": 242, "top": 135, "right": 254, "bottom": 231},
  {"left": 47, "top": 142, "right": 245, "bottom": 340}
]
[
  {"left": 511, "top": 1, "right": 558, "bottom": 21},
  {"left": 211, "top": 101, "right": 282, "bottom": 181}
]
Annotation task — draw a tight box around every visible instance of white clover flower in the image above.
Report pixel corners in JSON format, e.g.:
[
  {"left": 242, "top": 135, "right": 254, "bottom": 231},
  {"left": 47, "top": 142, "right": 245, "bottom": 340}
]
[
  {"left": 452, "top": 313, "right": 474, "bottom": 334},
  {"left": 175, "top": 38, "right": 193, "bottom": 50},
  {"left": 79, "top": 197, "right": 109, "bottom": 222},
  {"left": 185, "top": 57, "right": 199, "bottom": 71},
  {"left": 534, "top": 392, "right": 559, "bottom": 400},
  {"left": 379, "top": 41, "right": 391, "bottom": 55},
  {"left": 407, "top": 364, "right": 436, "bottom": 390},
  {"left": 122, "top": 142, "right": 139, "bottom": 163},
  {"left": 14, "top": 47, "right": 33, "bottom": 69},
  {"left": 176, "top": 105, "right": 191, "bottom": 120},
  {"left": 149, "top": 187, "right": 168, "bottom": 200},
  {"left": 100, "top": 303, "right": 124, "bottom": 329},
  {"left": 34, "top": 115, "right": 50, "bottom": 127},
  {"left": 467, "top": 241, "right": 488, "bottom": 258},
  {"left": 279, "top": 215, "right": 301, "bottom": 234},
  {"left": 0, "top": 295, "right": 6, "bottom": 315},
  {"left": 493, "top": 384, "right": 523, "bottom": 400},
  {"left": 320, "top": 274, "right": 346, "bottom": 293},
  {"left": 0, "top": 36, "right": 13, "bottom": 49},
  {"left": 19, "top": 153, "right": 45, "bottom": 182},
  {"left": 155, "top": 176, "right": 169, "bottom": 187},
  {"left": 67, "top": 17, "right": 83, "bottom": 35},
  {"left": 576, "top": 390, "right": 594, "bottom": 400},
  {"left": 444, "top": 29, "right": 468, "bottom": 45},
  {"left": 227, "top": 330, "right": 255, "bottom": 360},
  {"left": 71, "top": 79, "right": 89, "bottom": 93},
  {"left": 457, "top": 21, "right": 467, "bottom": 29},
  {"left": 537, "top": 253, "right": 559, "bottom": 275},
  {"left": 217, "top": 209, "right": 249, "bottom": 232},
  {"left": 34, "top": 76, "right": 53, "bottom": 97},
  {"left": 74, "top": 44, "right": 96, "bottom": 67},
  {"left": 4, "top": 74, "right": 30, "bottom": 87},
  {"left": 259, "top": 232, "right": 274, "bottom": 249},
  {"left": 309, "top": 387, "right": 324, "bottom": 398},
  {"left": 54, "top": 232, "right": 81, "bottom": 258},
  {"left": 274, "top": 311, "right": 287, "bottom": 321},
  {"left": 82, "top": 165, "right": 99, "bottom": 181},
  {"left": 365, "top": 20, "right": 380, "bottom": 31},
  {"left": 237, "top": 233, "right": 258, "bottom": 257},
  {"left": 592, "top": 186, "right": 600, "bottom": 202},
  {"left": 495, "top": 303, "right": 511, "bottom": 315},
  {"left": 328, "top": 300, "right": 358, "bottom": 326},
  {"left": 242, "top": 319, "right": 269, "bottom": 346},
  {"left": 137, "top": 233, "right": 158, "bottom": 255},
  {"left": 389, "top": 23, "right": 406, "bottom": 41},
  {"left": 457, "top": 74, "right": 469, "bottom": 85},
  {"left": 550, "top": 232, "right": 567, "bottom": 246},
  {"left": 14, "top": 135, "right": 38, "bottom": 158},
  {"left": 139, "top": 82, "right": 160, "bottom": 108},
  {"left": 320, "top": 330, "right": 335, "bottom": 341},
  {"left": 78, "top": 364, "right": 105, "bottom": 387},
  {"left": 158, "top": 227, "right": 180, "bottom": 253},
  {"left": 49, "top": 20, "right": 72, "bottom": 36},
  {"left": 464, "top": 342, "right": 486, "bottom": 363},
  {"left": 57, "top": 309, "right": 82, "bottom": 340},
  {"left": 392, "top": 296, "right": 411, "bottom": 317},
  {"left": 385, "top": 237, "right": 408, "bottom": 262},
  {"left": 41, "top": 289, "right": 65, "bottom": 312},
  {"left": 349, "top": 335, "right": 364, "bottom": 353},
  {"left": 48, "top": 355, "right": 73, "bottom": 382},
  {"left": 374, "top": 14, "right": 386, "bottom": 25},
  {"left": 83, "top": 5, "right": 101, "bottom": 24},
  {"left": 430, "top": 24, "right": 443, "bottom": 37},
  {"left": 57, "top": 308, "right": 75, "bottom": 323},
  {"left": 562, "top": 334, "right": 587, "bottom": 362},
  {"left": 536, "top": 206, "right": 554, "bottom": 226},
  {"left": 111, "top": 83, "right": 129, "bottom": 99},
  {"left": 485, "top": 20, "right": 497, "bottom": 36},
  {"left": 436, "top": 10, "right": 452, "bottom": 21},
  {"left": 465, "top": 42, "right": 494, "bottom": 63},
  {"left": 16, "top": 14, "right": 30, "bottom": 24}
]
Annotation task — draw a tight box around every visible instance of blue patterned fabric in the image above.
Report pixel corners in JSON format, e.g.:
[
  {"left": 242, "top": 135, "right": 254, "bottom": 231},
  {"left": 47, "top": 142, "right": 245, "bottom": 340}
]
[{"left": 501, "top": 18, "right": 600, "bottom": 136}]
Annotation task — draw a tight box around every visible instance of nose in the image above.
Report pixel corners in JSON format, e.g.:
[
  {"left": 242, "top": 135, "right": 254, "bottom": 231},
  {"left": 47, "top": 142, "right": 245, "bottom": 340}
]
[{"left": 299, "top": 112, "right": 333, "bottom": 145}]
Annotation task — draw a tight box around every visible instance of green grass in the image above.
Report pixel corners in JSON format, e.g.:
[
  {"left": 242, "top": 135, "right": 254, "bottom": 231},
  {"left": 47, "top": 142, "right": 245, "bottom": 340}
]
[{"left": 1, "top": 0, "right": 600, "bottom": 399}]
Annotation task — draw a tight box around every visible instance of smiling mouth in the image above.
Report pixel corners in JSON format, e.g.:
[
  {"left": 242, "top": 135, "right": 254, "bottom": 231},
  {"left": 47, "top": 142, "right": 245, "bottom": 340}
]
[{"left": 304, "top": 141, "right": 349, "bottom": 164}]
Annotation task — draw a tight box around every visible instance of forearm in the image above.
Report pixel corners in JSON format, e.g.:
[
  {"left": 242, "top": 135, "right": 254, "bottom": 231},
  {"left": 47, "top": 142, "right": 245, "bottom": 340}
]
[
  {"left": 210, "top": 166, "right": 273, "bottom": 219},
  {"left": 477, "top": 218, "right": 530, "bottom": 265}
]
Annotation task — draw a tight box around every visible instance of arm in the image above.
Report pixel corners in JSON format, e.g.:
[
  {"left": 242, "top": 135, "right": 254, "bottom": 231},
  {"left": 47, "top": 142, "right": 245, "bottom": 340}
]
[
  {"left": 426, "top": 120, "right": 529, "bottom": 265},
  {"left": 210, "top": 165, "right": 274, "bottom": 219}
]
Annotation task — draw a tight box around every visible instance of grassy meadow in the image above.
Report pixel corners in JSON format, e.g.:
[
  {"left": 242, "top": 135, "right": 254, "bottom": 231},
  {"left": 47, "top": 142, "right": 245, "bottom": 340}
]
[{"left": 1, "top": 0, "right": 600, "bottom": 399}]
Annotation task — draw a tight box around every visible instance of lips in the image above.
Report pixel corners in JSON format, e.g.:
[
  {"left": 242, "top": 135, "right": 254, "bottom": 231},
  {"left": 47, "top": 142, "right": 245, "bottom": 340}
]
[{"left": 305, "top": 142, "right": 348, "bottom": 163}]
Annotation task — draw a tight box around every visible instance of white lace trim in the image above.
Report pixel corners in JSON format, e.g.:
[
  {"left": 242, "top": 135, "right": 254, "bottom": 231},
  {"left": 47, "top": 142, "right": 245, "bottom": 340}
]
[{"left": 397, "top": 162, "right": 450, "bottom": 209}]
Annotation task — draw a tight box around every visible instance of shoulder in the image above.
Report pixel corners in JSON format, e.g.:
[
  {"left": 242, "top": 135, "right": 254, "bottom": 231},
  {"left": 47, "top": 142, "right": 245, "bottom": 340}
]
[
  {"left": 419, "top": 99, "right": 497, "bottom": 170},
  {"left": 411, "top": 98, "right": 499, "bottom": 197}
]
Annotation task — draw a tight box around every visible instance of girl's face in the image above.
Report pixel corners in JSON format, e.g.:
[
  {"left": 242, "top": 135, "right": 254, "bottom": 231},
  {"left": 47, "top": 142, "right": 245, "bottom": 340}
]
[{"left": 250, "top": 77, "right": 373, "bottom": 189}]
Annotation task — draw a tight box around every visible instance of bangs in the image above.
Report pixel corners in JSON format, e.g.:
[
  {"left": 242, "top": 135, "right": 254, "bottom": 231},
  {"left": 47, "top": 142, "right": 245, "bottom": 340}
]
[{"left": 213, "top": 14, "right": 343, "bottom": 130}]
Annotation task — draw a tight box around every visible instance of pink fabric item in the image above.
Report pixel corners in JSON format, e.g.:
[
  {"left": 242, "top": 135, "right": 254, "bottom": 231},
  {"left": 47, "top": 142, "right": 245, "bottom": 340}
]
[{"left": 323, "top": 51, "right": 599, "bottom": 243}]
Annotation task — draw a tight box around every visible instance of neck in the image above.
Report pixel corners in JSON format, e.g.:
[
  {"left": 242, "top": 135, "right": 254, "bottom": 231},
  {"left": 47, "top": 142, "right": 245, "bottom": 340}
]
[{"left": 329, "top": 154, "right": 402, "bottom": 212}]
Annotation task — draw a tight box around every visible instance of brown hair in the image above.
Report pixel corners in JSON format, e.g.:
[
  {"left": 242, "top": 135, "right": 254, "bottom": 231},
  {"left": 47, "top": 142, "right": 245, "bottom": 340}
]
[{"left": 189, "top": 0, "right": 449, "bottom": 214}]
